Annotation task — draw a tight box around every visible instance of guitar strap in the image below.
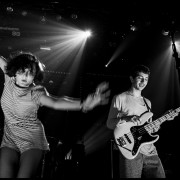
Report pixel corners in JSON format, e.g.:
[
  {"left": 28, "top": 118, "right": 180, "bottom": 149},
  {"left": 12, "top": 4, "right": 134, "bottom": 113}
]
[
  {"left": 142, "top": 97, "right": 152, "bottom": 123},
  {"left": 143, "top": 97, "right": 151, "bottom": 112}
]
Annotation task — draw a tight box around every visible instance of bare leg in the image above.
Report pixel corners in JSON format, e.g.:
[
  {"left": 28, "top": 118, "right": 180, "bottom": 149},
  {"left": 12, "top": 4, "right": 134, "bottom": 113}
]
[
  {"left": 17, "top": 148, "right": 44, "bottom": 178},
  {"left": 0, "top": 147, "right": 20, "bottom": 178}
]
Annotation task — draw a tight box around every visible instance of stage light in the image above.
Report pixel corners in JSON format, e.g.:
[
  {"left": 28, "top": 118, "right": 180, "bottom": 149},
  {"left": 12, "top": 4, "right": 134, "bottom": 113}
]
[
  {"left": 162, "top": 29, "right": 170, "bottom": 36},
  {"left": 129, "top": 20, "right": 138, "bottom": 32},
  {"left": 105, "top": 61, "right": 110, "bottom": 67},
  {"left": 40, "top": 46, "right": 51, "bottom": 51},
  {"left": 12, "top": 31, "right": 21, "bottom": 37},
  {"left": 6, "top": 6, "right": 13, "bottom": 13},
  {"left": 74, "top": 30, "right": 92, "bottom": 40},
  {"left": 21, "top": 10, "right": 28, "bottom": 16},
  {"left": 130, "top": 25, "right": 137, "bottom": 31},
  {"left": 40, "top": 16, "right": 46, "bottom": 24},
  {"left": 56, "top": 15, "right": 62, "bottom": 21},
  {"left": 82, "top": 30, "right": 92, "bottom": 38},
  {"left": 71, "top": 13, "right": 78, "bottom": 19}
]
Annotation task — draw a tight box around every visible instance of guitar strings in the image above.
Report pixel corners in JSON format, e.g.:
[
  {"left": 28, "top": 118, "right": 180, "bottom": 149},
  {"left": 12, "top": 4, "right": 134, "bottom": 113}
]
[
  {"left": 118, "top": 109, "right": 180, "bottom": 149},
  {"left": 122, "top": 110, "right": 179, "bottom": 141},
  {"left": 123, "top": 108, "right": 180, "bottom": 142}
]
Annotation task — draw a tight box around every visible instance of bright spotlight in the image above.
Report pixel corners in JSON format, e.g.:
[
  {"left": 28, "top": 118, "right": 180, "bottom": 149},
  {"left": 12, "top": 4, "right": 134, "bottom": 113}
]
[
  {"left": 84, "top": 30, "right": 91, "bottom": 38},
  {"left": 78, "top": 30, "right": 92, "bottom": 39}
]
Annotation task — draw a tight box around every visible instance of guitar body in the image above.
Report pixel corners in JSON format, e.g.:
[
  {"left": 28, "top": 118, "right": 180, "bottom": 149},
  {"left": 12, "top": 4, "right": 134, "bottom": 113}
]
[{"left": 114, "top": 112, "right": 159, "bottom": 159}]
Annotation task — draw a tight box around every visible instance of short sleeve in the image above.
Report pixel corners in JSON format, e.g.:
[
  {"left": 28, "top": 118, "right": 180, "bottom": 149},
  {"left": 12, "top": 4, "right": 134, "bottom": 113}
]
[
  {"left": 106, "top": 95, "right": 123, "bottom": 129},
  {"left": 32, "top": 86, "right": 47, "bottom": 106}
]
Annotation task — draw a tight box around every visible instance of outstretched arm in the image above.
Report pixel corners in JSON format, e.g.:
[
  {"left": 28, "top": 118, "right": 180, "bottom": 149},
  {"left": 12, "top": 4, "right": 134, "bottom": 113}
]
[
  {"left": 0, "top": 56, "right": 7, "bottom": 73},
  {"left": 40, "top": 94, "right": 83, "bottom": 111},
  {"left": 39, "top": 82, "right": 110, "bottom": 112}
]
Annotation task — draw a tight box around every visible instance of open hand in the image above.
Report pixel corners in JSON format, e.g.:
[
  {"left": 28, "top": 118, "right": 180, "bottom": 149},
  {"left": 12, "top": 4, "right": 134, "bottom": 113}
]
[{"left": 82, "top": 82, "right": 110, "bottom": 112}]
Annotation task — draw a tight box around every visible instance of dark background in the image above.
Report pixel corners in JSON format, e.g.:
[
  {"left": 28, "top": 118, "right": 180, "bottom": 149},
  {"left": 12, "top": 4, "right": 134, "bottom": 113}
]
[{"left": 0, "top": 0, "right": 180, "bottom": 178}]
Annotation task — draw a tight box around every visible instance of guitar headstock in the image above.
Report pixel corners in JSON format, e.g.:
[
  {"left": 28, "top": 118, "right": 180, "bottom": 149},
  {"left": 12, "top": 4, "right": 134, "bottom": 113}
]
[{"left": 165, "top": 109, "right": 179, "bottom": 121}]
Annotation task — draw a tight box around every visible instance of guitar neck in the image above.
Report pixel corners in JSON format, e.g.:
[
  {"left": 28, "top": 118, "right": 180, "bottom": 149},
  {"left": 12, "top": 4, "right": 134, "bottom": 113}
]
[{"left": 145, "top": 107, "right": 180, "bottom": 131}]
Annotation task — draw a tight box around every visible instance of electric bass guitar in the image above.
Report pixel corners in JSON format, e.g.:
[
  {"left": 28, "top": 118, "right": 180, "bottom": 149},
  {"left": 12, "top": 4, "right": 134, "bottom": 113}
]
[{"left": 114, "top": 108, "right": 179, "bottom": 160}]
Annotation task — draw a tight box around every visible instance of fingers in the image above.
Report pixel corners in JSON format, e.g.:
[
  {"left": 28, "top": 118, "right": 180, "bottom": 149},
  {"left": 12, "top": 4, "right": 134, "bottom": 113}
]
[
  {"left": 82, "top": 95, "right": 93, "bottom": 110},
  {"left": 96, "top": 89, "right": 111, "bottom": 104},
  {"left": 82, "top": 87, "right": 110, "bottom": 112},
  {"left": 96, "top": 82, "right": 109, "bottom": 93},
  {"left": 82, "top": 93, "right": 101, "bottom": 112},
  {"left": 131, "top": 116, "right": 141, "bottom": 125},
  {"left": 150, "top": 125, "right": 160, "bottom": 134}
]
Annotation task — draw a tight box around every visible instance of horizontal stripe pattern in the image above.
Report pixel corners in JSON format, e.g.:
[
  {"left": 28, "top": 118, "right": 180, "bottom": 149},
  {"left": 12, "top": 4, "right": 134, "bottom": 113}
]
[{"left": 0, "top": 75, "right": 49, "bottom": 153}]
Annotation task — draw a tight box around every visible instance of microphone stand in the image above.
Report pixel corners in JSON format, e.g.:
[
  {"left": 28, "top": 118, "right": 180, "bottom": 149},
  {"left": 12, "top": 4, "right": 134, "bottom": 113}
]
[{"left": 170, "top": 30, "right": 180, "bottom": 69}]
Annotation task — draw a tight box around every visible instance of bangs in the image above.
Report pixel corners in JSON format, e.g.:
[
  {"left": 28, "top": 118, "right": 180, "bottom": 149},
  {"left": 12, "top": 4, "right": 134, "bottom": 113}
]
[
  {"left": 18, "top": 63, "right": 36, "bottom": 74},
  {"left": 6, "top": 51, "right": 44, "bottom": 83}
]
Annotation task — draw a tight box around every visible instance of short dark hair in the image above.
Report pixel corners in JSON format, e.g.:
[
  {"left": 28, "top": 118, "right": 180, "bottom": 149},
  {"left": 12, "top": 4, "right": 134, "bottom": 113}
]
[
  {"left": 6, "top": 51, "right": 45, "bottom": 84},
  {"left": 129, "top": 64, "right": 150, "bottom": 79}
]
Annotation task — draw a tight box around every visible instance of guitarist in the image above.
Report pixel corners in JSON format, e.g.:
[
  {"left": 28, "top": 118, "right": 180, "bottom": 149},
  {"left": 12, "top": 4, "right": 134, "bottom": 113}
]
[{"left": 106, "top": 65, "right": 176, "bottom": 178}]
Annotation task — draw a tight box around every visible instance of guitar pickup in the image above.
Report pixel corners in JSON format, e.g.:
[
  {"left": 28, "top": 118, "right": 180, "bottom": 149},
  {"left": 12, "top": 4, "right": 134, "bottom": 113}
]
[
  {"left": 124, "top": 134, "right": 132, "bottom": 144},
  {"left": 117, "top": 137, "right": 126, "bottom": 147}
]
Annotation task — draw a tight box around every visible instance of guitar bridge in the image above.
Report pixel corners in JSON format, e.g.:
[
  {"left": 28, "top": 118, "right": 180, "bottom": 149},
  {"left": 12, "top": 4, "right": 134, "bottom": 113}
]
[{"left": 117, "top": 137, "right": 126, "bottom": 147}]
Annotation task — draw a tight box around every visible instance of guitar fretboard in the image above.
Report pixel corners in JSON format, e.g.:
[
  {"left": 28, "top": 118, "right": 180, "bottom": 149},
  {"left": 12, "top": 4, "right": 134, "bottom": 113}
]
[{"left": 144, "top": 107, "right": 180, "bottom": 132}]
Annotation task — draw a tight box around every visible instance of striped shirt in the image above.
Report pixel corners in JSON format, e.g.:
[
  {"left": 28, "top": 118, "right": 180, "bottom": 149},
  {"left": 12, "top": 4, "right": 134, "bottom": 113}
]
[{"left": 0, "top": 75, "right": 49, "bottom": 153}]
